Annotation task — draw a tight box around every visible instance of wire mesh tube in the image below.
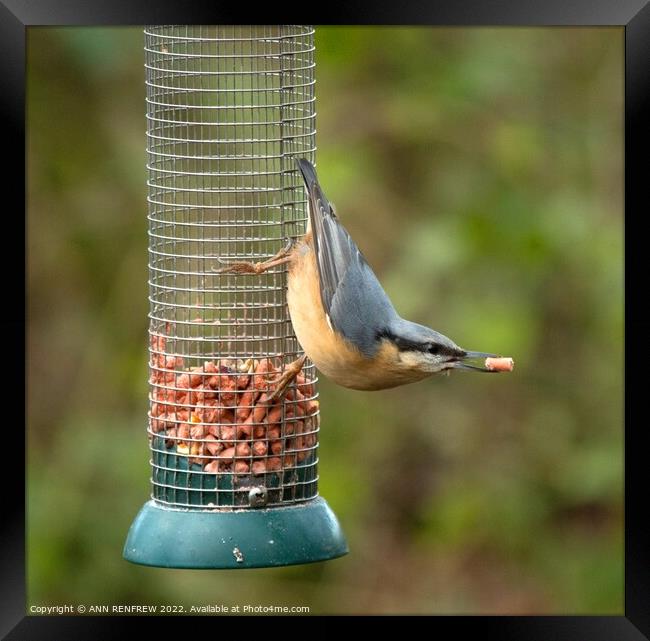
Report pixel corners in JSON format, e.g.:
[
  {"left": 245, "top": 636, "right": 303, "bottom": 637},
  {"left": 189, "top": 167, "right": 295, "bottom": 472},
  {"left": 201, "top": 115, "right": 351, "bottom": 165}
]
[{"left": 144, "top": 25, "right": 317, "bottom": 509}]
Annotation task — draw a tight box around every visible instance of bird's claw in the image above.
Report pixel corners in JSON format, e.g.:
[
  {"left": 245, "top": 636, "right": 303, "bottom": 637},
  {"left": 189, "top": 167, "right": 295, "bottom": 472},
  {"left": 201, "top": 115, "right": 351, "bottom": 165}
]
[
  {"left": 269, "top": 354, "right": 307, "bottom": 402},
  {"left": 212, "top": 261, "right": 262, "bottom": 275},
  {"left": 212, "top": 240, "right": 295, "bottom": 275}
]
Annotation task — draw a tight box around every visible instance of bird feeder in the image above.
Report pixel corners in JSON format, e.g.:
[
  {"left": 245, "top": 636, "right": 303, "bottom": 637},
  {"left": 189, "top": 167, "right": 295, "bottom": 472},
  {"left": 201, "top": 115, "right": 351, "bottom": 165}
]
[{"left": 123, "top": 25, "right": 348, "bottom": 569}]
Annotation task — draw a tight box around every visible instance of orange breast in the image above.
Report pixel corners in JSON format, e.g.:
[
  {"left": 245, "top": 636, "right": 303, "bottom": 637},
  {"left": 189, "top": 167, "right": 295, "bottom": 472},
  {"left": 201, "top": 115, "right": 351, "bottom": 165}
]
[{"left": 287, "top": 239, "right": 426, "bottom": 390}]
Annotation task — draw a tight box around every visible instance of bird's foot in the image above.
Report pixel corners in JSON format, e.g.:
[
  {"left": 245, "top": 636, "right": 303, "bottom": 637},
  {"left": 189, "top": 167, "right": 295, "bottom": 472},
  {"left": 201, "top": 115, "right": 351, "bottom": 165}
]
[
  {"left": 270, "top": 354, "right": 307, "bottom": 402},
  {"left": 212, "top": 260, "right": 270, "bottom": 275},
  {"left": 212, "top": 239, "right": 294, "bottom": 275}
]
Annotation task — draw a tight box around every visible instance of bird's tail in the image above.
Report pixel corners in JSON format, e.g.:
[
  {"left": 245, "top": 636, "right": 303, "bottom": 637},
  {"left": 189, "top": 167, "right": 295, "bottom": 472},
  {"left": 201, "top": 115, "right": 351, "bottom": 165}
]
[
  {"left": 296, "top": 158, "right": 333, "bottom": 219},
  {"left": 297, "top": 157, "right": 318, "bottom": 188}
]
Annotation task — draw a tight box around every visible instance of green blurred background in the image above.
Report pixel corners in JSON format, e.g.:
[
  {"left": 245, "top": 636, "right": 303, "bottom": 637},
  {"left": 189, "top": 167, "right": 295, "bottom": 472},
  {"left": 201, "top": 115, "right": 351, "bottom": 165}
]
[{"left": 27, "top": 27, "right": 623, "bottom": 614}]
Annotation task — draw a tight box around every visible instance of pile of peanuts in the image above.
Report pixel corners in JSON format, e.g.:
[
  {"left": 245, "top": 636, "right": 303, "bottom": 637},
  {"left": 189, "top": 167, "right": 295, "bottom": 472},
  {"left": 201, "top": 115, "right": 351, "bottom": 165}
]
[{"left": 148, "top": 330, "right": 318, "bottom": 476}]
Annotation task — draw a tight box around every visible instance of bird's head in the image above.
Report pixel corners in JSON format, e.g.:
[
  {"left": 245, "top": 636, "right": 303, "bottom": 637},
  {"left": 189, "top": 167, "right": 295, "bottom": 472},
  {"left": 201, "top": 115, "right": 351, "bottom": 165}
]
[{"left": 379, "top": 319, "right": 497, "bottom": 378}]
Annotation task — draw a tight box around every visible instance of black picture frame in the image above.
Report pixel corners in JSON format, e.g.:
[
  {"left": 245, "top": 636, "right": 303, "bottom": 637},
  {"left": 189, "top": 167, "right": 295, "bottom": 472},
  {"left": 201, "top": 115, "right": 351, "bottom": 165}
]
[{"left": 7, "top": 1, "right": 647, "bottom": 636}]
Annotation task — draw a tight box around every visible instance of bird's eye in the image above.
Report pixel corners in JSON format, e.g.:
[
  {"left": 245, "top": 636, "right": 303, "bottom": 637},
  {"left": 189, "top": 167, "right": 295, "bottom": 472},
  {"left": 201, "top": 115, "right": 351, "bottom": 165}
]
[{"left": 428, "top": 344, "right": 441, "bottom": 355}]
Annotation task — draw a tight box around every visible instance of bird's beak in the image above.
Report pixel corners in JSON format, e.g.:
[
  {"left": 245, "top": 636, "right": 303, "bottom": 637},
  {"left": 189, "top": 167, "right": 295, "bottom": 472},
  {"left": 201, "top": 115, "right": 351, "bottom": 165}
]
[{"left": 450, "top": 350, "right": 499, "bottom": 372}]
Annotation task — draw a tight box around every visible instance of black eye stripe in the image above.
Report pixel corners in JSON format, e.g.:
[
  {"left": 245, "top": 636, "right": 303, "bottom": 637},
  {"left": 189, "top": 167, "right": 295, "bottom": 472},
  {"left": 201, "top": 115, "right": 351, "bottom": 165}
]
[
  {"left": 428, "top": 343, "right": 461, "bottom": 357},
  {"left": 376, "top": 328, "right": 461, "bottom": 357}
]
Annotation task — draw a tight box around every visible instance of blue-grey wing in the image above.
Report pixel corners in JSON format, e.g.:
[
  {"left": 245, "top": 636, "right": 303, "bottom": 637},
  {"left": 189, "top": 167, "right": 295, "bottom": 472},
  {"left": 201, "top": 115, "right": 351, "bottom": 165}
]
[{"left": 297, "top": 159, "right": 398, "bottom": 357}]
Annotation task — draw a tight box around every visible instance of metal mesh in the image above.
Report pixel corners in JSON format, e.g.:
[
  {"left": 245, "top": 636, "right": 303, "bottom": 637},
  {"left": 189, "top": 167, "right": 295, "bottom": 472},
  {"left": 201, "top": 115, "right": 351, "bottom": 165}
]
[{"left": 144, "top": 25, "right": 318, "bottom": 509}]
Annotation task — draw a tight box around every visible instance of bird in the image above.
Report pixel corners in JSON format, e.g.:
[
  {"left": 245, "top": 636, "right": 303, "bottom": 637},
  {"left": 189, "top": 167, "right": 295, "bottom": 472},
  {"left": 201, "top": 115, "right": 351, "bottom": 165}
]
[{"left": 214, "top": 158, "right": 512, "bottom": 391}]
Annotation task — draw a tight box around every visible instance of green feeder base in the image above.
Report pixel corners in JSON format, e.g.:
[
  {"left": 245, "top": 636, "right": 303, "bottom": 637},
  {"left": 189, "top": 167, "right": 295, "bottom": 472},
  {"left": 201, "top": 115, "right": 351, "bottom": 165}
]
[{"left": 123, "top": 497, "right": 348, "bottom": 569}]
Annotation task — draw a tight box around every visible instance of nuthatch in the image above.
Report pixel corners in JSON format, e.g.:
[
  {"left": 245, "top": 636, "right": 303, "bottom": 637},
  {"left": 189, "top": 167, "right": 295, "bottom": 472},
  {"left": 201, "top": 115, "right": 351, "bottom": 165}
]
[{"left": 215, "top": 159, "right": 512, "bottom": 391}]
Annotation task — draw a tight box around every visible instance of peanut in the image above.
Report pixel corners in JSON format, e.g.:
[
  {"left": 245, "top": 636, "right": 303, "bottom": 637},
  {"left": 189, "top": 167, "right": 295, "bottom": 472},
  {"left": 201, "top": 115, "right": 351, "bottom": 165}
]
[
  {"left": 236, "top": 371, "right": 251, "bottom": 390},
  {"left": 296, "top": 373, "right": 315, "bottom": 397},
  {"left": 150, "top": 413, "right": 174, "bottom": 433},
  {"left": 204, "top": 460, "right": 219, "bottom": 473},
  {"left": 236, "top": 387, "right": 260, "bottom": 421},
  {"left": 164, "top": 355, "right": 182, "bottom": 370},
  {"left": 236, "top": 423, "right": 252, "bottom": 440},
  {"left": 243, "top": 392, "right": 275, "bottom": 425},
  {"left": 217, "top": 446, "right": 235, "bottom": 460},
  {"left": 175, "top": 409, "right": 189, "bottom": 423},
  {"left": 235, "top": 442, "right": 251, "bottom": 457},
  {"left": 266, "top": 405, "right": 283, "bottom": 425},
  {"left": 204, "top": 434, "right": 223, "bottom": 456},
  {"left": 176, "top": 373, "right": 191, "bottom": 390},
  {"left": 485, "top": 357, "right": 515, "bottom": 372},
  {"left": 219, "top": 425, "right": 236, "bottom": 444},
  {"left": 153, "top": 386, "right": 176, "bottom": 404},
  {"left": 234, "top": 460, "right": 250, "bottom": 474},
  {"left": 190, "top": 424, "right": 205, "bottom": 440},
  {"left": 220, "top": 374, "right": 237, "bottom": 406},
  {"left": 304, "top": 432, "right": 316, "bottom": 448},
  {"left": 237, "top": 358, "right": 254, "bottom": 373},
  {"left": 253, "top": 359, "right": 276, "bottom": 391},
  {"left": 217, "top": 447, "right": 235, "bottom": 471},
  {"left": 202, "top": 406, "right": 220, "bottom": 424},
  {"left": 189, "top": 366, "right": 206, "bottom": 387},
  {"left": 189, "top": 390, "right": 205, "bottom": 407},
  {"left": 294, "top": 388, "right": 308, "bottom": 413},
  {"left": 252, "top": 440, "right": 268, "bottom": 457},
  {"left": 252, "top": 460, "right": 267, "bottom": 475},
  {"left": 213, "top": 407, "right": 235, "bottom": 424}
]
